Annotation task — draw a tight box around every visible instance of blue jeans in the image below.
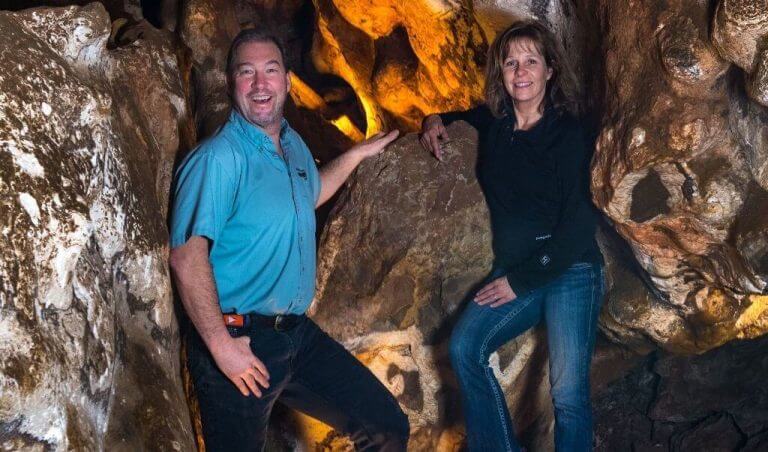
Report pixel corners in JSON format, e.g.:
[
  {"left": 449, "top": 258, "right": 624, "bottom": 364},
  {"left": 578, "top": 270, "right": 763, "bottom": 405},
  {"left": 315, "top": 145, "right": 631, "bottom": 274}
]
[
  {"left": 449, "top": 262, "right": 604, "bottom": 451},
  {"left": 188, "top": 316, "right": 409, "bottom": 451}
]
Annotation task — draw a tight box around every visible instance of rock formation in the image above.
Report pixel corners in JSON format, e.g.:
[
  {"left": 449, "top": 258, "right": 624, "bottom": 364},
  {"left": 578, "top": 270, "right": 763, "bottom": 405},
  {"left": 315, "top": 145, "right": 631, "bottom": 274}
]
[
  {"left": 310, "top": 122, "right": 562, "bottom": 450},
  {"left": 179, "top": 0, "right": 240, "bottom": 138},
  {"left": 712, "top": 0, "right": 768, "bottom": 107},
  {"left": 591, "top": 0, "right": 768, "bottom": 353},
  {"left": 0, "top": 4, "right": 194, "bottom": 450}
]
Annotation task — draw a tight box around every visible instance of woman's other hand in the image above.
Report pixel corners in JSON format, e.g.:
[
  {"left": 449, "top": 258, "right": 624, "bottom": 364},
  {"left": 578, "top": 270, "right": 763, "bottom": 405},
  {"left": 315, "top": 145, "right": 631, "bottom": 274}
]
[
  {"left": 474, "top": 276, "right": 517, "bottom": 307},
  {"left": 419, "top": 114, "right": 449, "bottom": 161}
]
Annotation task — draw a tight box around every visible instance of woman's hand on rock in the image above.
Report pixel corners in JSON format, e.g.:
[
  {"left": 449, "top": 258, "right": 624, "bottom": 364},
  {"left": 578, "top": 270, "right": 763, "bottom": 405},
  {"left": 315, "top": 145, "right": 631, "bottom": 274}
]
[{"left": 419, "top": 114, "right": 449, "bottom": 161}]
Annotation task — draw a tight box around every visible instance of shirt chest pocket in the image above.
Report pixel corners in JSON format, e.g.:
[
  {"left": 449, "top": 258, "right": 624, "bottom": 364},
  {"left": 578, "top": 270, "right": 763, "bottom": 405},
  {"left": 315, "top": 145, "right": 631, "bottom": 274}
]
[{"left": 291, "top": 166, "right": 316, "bottom": 206}]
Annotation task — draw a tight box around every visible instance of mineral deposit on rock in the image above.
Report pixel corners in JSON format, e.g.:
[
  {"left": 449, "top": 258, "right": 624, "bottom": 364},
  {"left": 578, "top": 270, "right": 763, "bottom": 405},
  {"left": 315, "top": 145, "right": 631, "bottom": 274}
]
[{"left": 0, "top": 4, "right": 194, "bottom": 450}]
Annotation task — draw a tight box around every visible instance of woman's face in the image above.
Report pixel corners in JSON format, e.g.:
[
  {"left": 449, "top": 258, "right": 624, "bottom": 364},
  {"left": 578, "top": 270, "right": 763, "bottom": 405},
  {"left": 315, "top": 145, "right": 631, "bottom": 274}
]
[{"left": 502, "top": 38, "right": 553, "bottom": 110}]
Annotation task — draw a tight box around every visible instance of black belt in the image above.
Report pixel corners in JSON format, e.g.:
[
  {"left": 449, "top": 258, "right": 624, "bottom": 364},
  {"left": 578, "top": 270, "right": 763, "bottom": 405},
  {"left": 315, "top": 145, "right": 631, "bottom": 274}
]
[{"left": 223, "top": 313, "right": 304, "bottom": 331}]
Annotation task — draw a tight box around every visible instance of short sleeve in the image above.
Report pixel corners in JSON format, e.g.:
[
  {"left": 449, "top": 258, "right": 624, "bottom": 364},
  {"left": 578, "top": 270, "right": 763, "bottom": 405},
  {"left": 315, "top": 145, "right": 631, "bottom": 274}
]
[
  {"left": 169, "top": 147, "right": 237, "bottom": 248},
  {"left": 310, "top": 158, "right": 321, "bottom": 204}
]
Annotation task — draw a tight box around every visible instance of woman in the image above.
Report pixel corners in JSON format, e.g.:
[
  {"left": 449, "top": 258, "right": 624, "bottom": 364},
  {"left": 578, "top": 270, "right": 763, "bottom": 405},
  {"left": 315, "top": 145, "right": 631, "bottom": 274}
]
[{"left": 420, "top": 21, "right": 604, "bottom": 451}]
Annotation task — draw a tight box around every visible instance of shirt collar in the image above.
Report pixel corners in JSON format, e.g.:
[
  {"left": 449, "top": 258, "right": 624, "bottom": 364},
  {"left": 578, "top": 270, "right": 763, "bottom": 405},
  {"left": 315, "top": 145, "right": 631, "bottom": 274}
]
[{"left": 228, "top": 109, "right": 291, "bottom": 147}]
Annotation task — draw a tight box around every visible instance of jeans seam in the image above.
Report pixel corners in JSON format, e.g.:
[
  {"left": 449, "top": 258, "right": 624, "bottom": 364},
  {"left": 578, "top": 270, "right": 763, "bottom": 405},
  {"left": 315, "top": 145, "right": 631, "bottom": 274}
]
[
  {"left": 478, "top": 296, "right": 535, "bottom": 452},
  {"left": 580, "top": 266, "right": 598, "bottom": 405}
]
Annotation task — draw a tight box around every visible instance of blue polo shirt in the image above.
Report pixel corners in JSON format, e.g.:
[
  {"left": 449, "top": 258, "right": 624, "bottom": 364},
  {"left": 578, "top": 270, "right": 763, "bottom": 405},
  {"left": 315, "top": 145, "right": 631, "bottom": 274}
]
[{"left": 170, "top": 110, "right": 321, "bottom": 315}]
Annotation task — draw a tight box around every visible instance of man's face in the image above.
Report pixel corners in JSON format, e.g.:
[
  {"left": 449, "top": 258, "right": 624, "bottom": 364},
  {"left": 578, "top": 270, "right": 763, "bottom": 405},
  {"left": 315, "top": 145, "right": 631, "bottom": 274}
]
[{"left": 230, "top": 40, "right": 290, "bottom": 132}]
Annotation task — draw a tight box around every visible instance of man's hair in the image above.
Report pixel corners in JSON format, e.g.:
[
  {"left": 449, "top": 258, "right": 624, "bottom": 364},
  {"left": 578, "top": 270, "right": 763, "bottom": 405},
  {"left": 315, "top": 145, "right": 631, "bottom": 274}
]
[
  {"left": 484, "top": 20, "right": 581, "bottom": 117},
  {"left": 226, "top": 28, "right": 288, "bottom": 77}
]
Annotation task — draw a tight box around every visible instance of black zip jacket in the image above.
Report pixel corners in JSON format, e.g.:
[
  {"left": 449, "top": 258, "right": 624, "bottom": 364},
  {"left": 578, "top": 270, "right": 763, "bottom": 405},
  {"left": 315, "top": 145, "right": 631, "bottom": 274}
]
[{"left": 440, "top": 104, "right": 603, "bottom": 296}]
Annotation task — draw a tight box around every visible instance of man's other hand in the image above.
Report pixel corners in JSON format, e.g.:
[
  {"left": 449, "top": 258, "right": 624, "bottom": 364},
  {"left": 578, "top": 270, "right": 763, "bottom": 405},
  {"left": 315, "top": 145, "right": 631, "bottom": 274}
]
[{"left": 210, "top": 336, "right": 270, "bottom": 397}]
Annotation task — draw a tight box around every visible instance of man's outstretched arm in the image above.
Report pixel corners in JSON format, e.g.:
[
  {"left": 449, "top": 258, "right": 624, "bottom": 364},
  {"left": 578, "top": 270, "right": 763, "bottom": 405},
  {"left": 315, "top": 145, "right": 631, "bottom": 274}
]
[
  {"left": 317, "top": 130, "right": 399, "bottom": 207},
  {"left": 169, "top": 236, "right": 270, "bottom": 397}
]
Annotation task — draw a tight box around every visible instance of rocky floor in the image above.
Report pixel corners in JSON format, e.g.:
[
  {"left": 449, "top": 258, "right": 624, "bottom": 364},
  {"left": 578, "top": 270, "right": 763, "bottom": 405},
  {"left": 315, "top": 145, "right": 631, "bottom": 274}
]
[{"left": 594, "top": 334, "right": 768, "bottom": 451}]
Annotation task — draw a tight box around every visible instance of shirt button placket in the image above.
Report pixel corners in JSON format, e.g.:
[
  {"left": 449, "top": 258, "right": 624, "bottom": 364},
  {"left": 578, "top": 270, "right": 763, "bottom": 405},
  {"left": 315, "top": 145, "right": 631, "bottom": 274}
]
[{"left": 285, "top": 139, "right": 305, "bottom": 311}]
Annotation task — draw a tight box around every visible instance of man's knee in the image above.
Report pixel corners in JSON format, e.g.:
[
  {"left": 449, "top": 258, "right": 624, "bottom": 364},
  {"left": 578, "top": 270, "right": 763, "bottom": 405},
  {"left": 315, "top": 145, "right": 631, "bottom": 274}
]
[
  {"left": 368, "top": 404, "right": 410, "bottom": 451},
  {"left": 393, "top": 405, "right": 410, "bottom": 440}
]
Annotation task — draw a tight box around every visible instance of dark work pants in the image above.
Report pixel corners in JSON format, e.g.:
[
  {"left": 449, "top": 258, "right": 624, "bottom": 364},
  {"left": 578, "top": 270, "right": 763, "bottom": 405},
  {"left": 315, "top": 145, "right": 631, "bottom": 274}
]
[{"left": 187, "top": 316, "right": 410, "bottom": 451}]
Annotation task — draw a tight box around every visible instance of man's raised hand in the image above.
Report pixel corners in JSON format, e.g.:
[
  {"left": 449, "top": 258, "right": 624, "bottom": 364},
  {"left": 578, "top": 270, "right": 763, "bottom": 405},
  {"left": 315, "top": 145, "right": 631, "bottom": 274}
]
[{"left": 349, "top": 130, "right": 400, "bottom": 162}]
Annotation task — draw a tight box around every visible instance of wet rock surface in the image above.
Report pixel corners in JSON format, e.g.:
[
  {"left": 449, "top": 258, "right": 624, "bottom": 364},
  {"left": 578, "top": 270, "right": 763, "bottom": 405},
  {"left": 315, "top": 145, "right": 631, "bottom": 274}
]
[{"left": 0, "top": 4, "right": 193, "bottom": 450}]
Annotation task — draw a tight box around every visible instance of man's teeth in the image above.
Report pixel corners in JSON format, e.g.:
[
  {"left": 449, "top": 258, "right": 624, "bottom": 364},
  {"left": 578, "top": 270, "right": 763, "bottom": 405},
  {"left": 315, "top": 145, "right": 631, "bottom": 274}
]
[{"left": 252, "top": 95, "right": 271, "bottom": 101}]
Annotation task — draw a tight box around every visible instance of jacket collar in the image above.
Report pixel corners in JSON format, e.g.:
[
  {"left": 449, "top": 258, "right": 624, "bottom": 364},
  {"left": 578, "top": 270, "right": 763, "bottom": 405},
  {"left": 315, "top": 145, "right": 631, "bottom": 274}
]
[{"left": 503, "top": 101, "right": 562, "bottom": 144}]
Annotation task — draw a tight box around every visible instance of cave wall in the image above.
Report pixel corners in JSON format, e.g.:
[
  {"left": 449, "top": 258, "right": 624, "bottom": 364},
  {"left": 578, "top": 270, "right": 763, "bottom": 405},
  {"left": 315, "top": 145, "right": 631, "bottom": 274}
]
[{"left": 0, "top": 4, "right": 194, "bottom": 450}]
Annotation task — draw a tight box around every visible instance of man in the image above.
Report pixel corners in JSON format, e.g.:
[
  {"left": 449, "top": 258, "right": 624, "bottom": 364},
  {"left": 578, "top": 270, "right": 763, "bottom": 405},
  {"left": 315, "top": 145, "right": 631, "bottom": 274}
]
[{"left": 169, "top": 28, "right": 408, "bottom": 451}]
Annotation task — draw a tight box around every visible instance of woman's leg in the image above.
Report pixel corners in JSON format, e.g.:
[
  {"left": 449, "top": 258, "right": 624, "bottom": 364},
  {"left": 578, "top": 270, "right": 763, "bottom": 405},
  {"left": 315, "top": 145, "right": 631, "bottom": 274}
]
[
  {"left": 543, "top": 263, "right": 605, "bottom": 452},
  {"left": 449, "top": 287, "right": 545, "bottom": 452}
]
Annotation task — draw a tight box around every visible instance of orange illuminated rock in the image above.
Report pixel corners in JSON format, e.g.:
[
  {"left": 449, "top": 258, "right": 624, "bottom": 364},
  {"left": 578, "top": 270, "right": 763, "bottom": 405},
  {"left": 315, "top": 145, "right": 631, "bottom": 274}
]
[{"left": 312, "top": 0, "right": 488, "bottom": 133}]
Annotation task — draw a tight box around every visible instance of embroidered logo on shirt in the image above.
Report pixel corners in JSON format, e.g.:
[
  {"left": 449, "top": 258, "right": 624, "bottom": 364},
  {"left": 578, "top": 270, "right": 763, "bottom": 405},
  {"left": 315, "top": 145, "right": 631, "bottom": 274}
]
[
  {"left": 297, "top": 169, "right": 307, "bottom": 179},
  {"left": 539, "top": 254, "right": 551, "bottom": 266},
  {"left": 535, "top": 234, "right": 552, "bottom": 241}
]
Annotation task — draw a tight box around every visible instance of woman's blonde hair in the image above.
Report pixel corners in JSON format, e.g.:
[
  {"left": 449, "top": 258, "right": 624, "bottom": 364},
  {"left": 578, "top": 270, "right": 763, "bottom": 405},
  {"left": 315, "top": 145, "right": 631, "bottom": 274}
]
[{"left": 484, "top": 20, "right": 581, "bottom": 117}]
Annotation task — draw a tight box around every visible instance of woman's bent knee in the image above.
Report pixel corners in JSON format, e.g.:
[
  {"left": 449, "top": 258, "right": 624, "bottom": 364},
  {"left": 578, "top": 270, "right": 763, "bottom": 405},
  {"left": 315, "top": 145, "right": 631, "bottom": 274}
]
[{"left": 449, "top": 327, "right": 483, "bottom": 372}]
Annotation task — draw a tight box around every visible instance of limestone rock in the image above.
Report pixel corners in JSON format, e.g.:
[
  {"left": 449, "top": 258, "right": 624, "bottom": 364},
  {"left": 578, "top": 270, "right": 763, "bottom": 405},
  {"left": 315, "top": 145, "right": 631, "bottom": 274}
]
[
  {"left": 596, "top": 224, "right": 687, "bottom": 354},
  {"left": 591, "top": 0, "right": 768, "bottom": 353},
  {"left": 179, "top": 0, "right": 240, "bottom": 138},
  {"left": 712, "top": 0, "right": 768, "bottom": 71},
  {"left": 308, "top": 0, "right": 589, "bottom": 135},
  {"left": 0, "top": 4, "right": 193, "bottom": 450}
]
